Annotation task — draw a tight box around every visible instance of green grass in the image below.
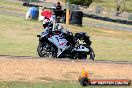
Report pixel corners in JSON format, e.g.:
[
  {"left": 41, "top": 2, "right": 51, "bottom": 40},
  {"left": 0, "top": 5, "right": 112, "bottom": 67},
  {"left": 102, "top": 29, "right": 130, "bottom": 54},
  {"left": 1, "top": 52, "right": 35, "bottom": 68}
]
[
  {"left": 0, "top": 81, "right": 131, "bottom": 88},
  {"left": 0, "top": 0, "right": 132, "bottom": 61},
  {"left": 83, "top": 17, "right": 132, "bottom": 28},
  {"left": 0, "top": 0, "right": 29, "bottom": 14},
  {"left": 0, "top": 1, "right": 132, "bottom": 87},
  {"left": 0, "top": 14, "right": 132, "bottom": 61},
  {"left": 83, "top": 17, "right": 132, "bottom": 61},
  {"left": 0, "top": 14, "right": 42, "bottom": 56},
  {"left": 65, "top": 24, "right": 132, "bottom": 61},
  {"left": 91, "top": 0, "right": 132, "bottom": 12}
]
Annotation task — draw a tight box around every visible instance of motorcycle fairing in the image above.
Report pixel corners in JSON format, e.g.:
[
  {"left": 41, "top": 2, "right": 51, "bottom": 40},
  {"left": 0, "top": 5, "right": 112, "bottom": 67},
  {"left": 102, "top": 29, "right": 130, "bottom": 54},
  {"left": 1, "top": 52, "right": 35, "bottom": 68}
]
[
  {"left": 48, "top": 34, "right": 68, "bottom": 57},
  {"left": 73, "top": 45, "right": 89, "bottom": 52},
  {"left": 75, "top": 32, "right": 91, "bottom": 45}
]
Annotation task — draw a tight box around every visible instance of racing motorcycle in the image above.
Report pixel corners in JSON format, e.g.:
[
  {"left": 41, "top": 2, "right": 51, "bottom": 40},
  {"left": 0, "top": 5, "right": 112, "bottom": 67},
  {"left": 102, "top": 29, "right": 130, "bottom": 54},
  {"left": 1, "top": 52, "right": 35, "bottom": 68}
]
[{"left": 37, "top": 21, "right": 95, "bottom": 60}]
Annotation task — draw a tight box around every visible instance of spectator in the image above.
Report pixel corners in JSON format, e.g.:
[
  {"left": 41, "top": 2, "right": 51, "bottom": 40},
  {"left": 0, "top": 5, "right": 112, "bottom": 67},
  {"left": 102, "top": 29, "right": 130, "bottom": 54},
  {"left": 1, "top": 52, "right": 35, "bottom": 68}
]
[
  {"left": 56, "top": 2, "right": 62, "bottom": 10},
  {"left": 41, "top": 8, "right": 53, "bottom": 19},
  {"left": 26, "top": 7, "right": 38, "bottom": 20}
]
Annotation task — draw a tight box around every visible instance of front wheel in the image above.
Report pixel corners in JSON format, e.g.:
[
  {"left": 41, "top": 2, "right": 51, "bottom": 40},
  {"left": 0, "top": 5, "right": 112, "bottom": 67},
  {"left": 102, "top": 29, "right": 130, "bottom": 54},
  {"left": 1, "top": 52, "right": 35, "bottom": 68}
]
[
  {"left": 37, "top": 44, "right": 45, "bottom": 57},
  {"left": 37, "top": 42, "right": 57, "bottom": 58}
]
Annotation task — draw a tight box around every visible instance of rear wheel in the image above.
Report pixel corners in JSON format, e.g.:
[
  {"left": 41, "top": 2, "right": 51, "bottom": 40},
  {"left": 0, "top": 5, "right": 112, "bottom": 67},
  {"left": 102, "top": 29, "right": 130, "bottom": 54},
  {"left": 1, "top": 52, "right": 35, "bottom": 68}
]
[
  {"left": 78, "top": 53, "right": 87, "bottom": 59},
  {"left": 79, "top": 77, "right": 91, "bottom": 86},
  {"left": 70, "top": 11, "right": 83, "bottom": 26},
  {"left": 88, "top": 47, "right": 95, "bottom": 60},
  {"left": 71, "top": 52, "right": 87, "bottom": 59}
]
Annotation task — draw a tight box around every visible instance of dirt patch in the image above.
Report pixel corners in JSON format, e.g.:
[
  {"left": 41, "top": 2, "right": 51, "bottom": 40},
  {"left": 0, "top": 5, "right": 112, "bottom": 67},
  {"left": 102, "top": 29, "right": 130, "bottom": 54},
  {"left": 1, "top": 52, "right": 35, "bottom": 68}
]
[{"left": 0, "top": 57, "right": 132, "bottom": 82}]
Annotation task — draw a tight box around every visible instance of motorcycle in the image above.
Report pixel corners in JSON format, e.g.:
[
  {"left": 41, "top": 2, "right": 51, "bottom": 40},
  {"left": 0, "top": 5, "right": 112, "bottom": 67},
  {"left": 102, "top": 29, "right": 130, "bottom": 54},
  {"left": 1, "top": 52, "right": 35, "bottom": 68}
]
[{"left": 37, "top": 22, "right": 95, "bottom": 60}]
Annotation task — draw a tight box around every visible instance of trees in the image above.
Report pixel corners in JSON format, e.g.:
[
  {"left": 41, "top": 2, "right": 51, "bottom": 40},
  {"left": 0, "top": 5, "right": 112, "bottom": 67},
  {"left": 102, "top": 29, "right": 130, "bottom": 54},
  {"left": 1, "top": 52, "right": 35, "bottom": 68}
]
[
  {"left": 115, "top": 0, "right": 126, "bottom": 16},
  {"left": 116, "top": 0, "right": 126, "bottom": 12}
]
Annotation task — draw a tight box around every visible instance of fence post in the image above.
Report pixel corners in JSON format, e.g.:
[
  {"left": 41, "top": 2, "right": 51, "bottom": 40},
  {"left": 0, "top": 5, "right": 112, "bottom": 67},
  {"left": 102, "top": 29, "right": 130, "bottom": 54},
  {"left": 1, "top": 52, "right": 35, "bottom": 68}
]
[
  {"left": 38, "top": 7, "right": 42, "bottom": 21},
  {"left": 66, "top": 0, "right": 70, "bottom": 24}
]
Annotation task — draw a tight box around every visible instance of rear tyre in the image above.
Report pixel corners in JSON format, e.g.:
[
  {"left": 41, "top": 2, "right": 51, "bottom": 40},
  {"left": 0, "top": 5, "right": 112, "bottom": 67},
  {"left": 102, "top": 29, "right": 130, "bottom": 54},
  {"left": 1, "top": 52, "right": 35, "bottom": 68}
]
[
  {"left": 71, "top": 11, "right": 83, "bottom": 17},
  {"left": 89, "top": 47, "right": 95, "bottom": 60},
  {"left": 78, "top": 53, "right": 87, "bottom": 59},
  {"left": 70, "top": 11, "right": 83, "bottom": 26},
  {"left": 82, "top": 53, "right": 87, "bottom": 59},
  {"left": 79, "top": 77, "right": 91, "bottom": 86},
  {"left": 71, "top": 52, "right": 87, "bottom": 59}
]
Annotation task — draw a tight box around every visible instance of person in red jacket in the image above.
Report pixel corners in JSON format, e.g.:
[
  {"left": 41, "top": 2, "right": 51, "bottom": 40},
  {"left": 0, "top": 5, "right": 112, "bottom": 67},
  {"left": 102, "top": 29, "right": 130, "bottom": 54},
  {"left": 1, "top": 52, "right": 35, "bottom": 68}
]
[
  {"left": 41, "top": 8, "right": 54, "bottom": 29},
  {"left": 41, "top": 8, "right": 53, "bottom": 19}
]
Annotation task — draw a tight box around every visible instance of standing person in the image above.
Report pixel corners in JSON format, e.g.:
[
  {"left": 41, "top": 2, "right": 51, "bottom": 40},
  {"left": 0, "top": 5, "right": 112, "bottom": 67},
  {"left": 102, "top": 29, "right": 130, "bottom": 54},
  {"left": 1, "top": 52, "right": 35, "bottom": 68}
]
[
  {"left": 55, "top": 2, "right": 63, "bottom": 23},
  {"left": 56, "top": 2, "right": 62, "bottom": 10},
  {"left": 41, "top": 8, "right": 53, "bottom": 20}
]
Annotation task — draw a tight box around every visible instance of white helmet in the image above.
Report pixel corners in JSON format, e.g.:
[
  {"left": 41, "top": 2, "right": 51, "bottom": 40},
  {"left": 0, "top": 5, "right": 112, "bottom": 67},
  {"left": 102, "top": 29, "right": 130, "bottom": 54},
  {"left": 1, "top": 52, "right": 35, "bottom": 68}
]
[{"left": 54, "top": 23, "right": 63, "bottom": 31}]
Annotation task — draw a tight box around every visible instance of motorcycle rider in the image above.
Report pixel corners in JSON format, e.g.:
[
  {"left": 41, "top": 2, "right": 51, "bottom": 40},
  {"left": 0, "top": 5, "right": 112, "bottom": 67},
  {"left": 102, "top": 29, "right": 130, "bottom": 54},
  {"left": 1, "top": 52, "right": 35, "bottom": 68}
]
[
  {"left": 54, "top": 24, "right": 76, "bottom": 46},
  {"left": 41, "top": 8, "right": 75, "bottom": 46},
  {"left": 41, "top": 7, "right": 58, "bottom": 35}
]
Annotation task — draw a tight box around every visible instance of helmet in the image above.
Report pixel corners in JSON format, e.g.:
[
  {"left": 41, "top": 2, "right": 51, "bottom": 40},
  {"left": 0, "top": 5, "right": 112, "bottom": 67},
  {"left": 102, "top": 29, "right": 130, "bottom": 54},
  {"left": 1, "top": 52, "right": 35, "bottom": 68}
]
[
  {"left": 43, "top": 19, "right": 53, "bottom": 29},
  {"left": 58, "top": 24, "right": 63, "bottom": 30},
  {"left": 54, "top": 24, "right": 63, "bottom": 31}
]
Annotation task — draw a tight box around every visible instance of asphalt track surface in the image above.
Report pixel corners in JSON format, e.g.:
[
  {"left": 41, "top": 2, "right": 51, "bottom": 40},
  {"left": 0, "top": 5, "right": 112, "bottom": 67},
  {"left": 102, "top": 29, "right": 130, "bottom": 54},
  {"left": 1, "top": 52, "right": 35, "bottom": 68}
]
[{"left": 0, "top": 55, "right": 132, "bottom": 65}]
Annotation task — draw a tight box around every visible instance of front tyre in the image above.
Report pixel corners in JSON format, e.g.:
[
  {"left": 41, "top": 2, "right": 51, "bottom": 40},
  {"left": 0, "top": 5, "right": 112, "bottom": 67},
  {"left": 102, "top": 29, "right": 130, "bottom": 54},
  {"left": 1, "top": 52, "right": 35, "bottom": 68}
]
[
  {"left": 37, "top": 44, "right": 45, "bottom": 57},
  {"left": 37, "top": 43, "right": 57, "bottom": 58}
]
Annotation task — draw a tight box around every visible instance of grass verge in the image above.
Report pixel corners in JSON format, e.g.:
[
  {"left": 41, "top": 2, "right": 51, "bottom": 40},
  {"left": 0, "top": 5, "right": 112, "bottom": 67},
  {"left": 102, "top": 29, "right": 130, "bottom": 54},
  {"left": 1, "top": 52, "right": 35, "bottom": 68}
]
[
  {"left": 83, "top": 17, "right": 132, "bottom": 28},
  {"left": 92, "top": 0, "right": 132, "bottom": 12},
  {"left": 0, "top": 81, "right": 132, "bottom": 88},
  {"left": 0, "top": 0, "right": 29, "bottom": 14},
  {"left": 0, "top": 14, "right": 42, "bottom": 56},
  {"left": 0, "top": 13, "right": 132, "bottom": 61}
]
